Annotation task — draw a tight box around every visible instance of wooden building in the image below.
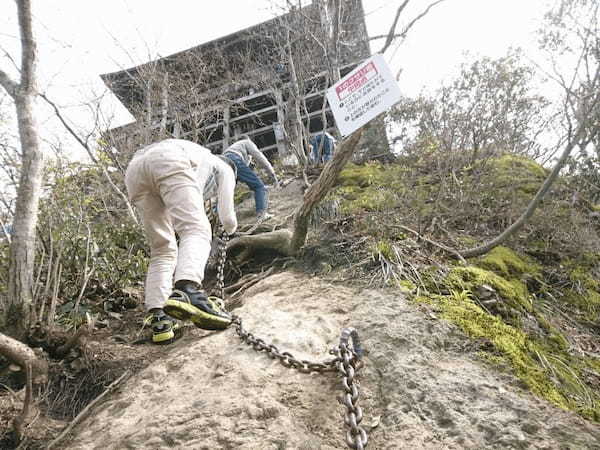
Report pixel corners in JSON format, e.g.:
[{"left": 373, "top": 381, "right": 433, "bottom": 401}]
[{"left": 101, "top": 1, "right": 371, "bottom": 162}]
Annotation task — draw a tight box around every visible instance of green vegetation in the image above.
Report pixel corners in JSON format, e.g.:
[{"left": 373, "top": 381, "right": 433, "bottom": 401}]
[
  {"left": 329, "top": 155, "right": 600, "bottom": 422},
  {"left": 414, "top": 289, "right": 600, "bottom": 420},
  {"left": 477, "top": 246, "right": 537, "bottom": 277}
]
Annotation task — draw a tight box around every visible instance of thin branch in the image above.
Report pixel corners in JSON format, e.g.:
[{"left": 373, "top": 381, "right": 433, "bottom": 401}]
[
  {"left": 0, "top": 69, "right": 19, "bottom": 98},
  {"left": 379, "top": 0, "right": 447, "bottom": 54},
  {"left": 0, "top": 46, "right": 21, "bottom": 74},
  {"left": 379, "top": 0, "right": 410, "bottom": 54},
  {"left": 38, "top": 93, "right": 139, "bottom": 224},
  {"left": 46, "top": 370, "right": 131, "bottom": 450},
  {"left": 397, "top": 224, "right": 466, "bottom": 264},
  {"left": 0, "top": 214, "right": 12, "bottom": 244}
]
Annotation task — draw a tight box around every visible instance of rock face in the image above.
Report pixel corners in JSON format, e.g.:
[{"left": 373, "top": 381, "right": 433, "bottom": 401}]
[{"left": 66, "top": 272, "right": 600, "bottom": 449}]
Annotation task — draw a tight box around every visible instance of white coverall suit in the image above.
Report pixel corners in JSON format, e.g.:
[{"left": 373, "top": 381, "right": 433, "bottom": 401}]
[{"left": 125, "top": 139, "right": 237, "bottom": 311}]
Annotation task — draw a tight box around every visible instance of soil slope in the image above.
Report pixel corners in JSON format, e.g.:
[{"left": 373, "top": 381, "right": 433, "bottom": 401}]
[{"left": 65, "top": 271, "right": 600, "bottom": 449}]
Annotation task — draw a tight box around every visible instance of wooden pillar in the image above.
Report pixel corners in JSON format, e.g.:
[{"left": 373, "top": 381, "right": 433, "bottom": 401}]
[{"left": 222, "top": 105, "right": 230, "bottom": 152}]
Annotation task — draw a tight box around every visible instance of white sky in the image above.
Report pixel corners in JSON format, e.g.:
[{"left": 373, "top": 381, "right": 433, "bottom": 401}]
[{"left": 0, "top": 0, "right": 553, "bottom": 158}]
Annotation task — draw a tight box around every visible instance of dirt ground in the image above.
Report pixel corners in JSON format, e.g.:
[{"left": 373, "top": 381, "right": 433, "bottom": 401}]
[
  {"left": 2, "top": 178, "right": 600, "bottom": 449},
  {"left": 62, "top": 272, "right": 600, "bottom": 449}
]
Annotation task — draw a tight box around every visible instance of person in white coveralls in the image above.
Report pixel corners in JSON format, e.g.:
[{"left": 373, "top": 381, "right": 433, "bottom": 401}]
[{"left": 125, "top": 139, "right": 238, "bottom": 344}]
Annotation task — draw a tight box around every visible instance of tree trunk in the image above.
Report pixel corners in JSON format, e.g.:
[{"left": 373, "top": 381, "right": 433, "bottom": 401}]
[
  {"left": 7, "top": 93, "right": 44, "bottom": 331},
  {"left": 0, "top": 0, "right": 45, "bottom": 333},
  {"left": 291, "top": 128, "right": 363, "bottom": 252}
]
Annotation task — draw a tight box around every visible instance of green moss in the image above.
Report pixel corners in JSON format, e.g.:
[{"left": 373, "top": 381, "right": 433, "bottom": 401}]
[
  {"left": 456, "top": 235, "right": 478, "bottom": 247},
  {"left": 473, "top": 154, "right": 548, "bottom": 201},
  {"left": 335, "top": 163, "right": 409, "bottom": 216},
  {"left": 492, "top": 154, "right": 548, "bottom": 179},
  {"left": 477, "top": 246, "right": 533, "bottom": 277},
  {"left": 569, "top": 267, "right": 600, "bottom": 291},
  {"left": 446, "top": 266, "right": 532, "bottom": 312},
  {"left": 415, "top": 290, "right": 600, "bottom": 420},
  {"left": 338, "top": 162, "right": 386, "bottom": 187},
  {"left": 548, "top": 333, "right": 570, "bottom": 351},
  {"left": 415, "top": 291, "right": 570, "bottom": 409},
  {"left": 341, "top": 187, "right": 398, "bottom": 214},
  {"left": 398, "top": 279, "right": 416, "bottom": 293},
  {"left": 560, "top": 261, "right": 600, "bottom": 320}
]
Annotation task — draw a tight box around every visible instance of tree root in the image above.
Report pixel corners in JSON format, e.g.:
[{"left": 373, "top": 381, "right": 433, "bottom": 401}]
[
  {"left": 54, "top": 325, "right": 90, "bottom": 359},
  {"left": 228, "top": 229, "right": 295, "bottom": 264},
  {"left": 0, "top": 332, "right": 48, "bottom": 444},
  {"left": 226, "top": 267, "right": 275, "bottom": 309}
]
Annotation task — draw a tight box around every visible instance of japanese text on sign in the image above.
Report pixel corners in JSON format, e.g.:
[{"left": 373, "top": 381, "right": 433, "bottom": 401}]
[{"left": 326, "top": 54, "right": 401, "bottom": 137}]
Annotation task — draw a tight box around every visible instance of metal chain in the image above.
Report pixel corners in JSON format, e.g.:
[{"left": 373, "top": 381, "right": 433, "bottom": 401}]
[
  {"left": 231, "top": 314, "right": 341, "bottom": 373},
  {"left": 216, "top": 229, "right": 368, "bottom": 448},
  {"left": 337, "top": 329, "right": 368, "bottom": 450},
  {"left": 216, "top": 229, "right": 228, "bottom": 300}
]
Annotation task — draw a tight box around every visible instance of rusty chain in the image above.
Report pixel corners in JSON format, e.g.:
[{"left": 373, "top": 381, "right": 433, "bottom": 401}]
[{"left": 215, "top": 228, "right": 369, "bottom": 449}]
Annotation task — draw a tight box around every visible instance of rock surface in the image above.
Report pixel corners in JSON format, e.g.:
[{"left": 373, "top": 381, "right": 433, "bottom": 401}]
[{"left": 66, "top": 272, "right": 600, "bottom": 449}]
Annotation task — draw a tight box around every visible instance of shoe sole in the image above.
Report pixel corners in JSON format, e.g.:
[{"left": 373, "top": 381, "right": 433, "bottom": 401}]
[
  {"left": 152, "top": 329, "right": 175, "bottom": 344},
  {"left": 164, "top": 299, "right": 231, "bottom": 331}
]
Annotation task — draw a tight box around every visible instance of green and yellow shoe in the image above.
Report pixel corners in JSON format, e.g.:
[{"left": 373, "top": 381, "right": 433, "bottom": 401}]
[
  {"left": 143, "top": 310, "right": 181, "bottom": 344},
  {"left": 163, "top": 281, "right": 232, "bottom": 331}
]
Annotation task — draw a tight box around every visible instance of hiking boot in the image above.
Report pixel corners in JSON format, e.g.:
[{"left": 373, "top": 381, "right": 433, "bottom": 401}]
[
  {"left": 256, "top": 211, "right": 273, "bottom": 222},
  {"left": 164, "top": 280, "right": 232, "bottom": 330},
  {"left": 144, "top": 309, "right": 180, "bottom": 345}
]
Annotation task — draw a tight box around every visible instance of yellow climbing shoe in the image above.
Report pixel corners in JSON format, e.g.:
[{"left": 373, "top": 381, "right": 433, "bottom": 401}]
[
  {"left": 164, "top": 281, "right": 232, "bottom": 331},
  {"left": 144, "top": 310, "right": 181, "bottom": 345}
]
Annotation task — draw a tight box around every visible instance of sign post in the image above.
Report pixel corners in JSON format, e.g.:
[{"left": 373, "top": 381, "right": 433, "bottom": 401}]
[{"left": 326, "top": 54, "right": 402, "bottom": 137}]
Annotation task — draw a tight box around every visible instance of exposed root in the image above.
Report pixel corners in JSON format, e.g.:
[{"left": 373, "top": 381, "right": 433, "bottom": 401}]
[{"left": 228, "top": 229, "right": 295, "bottom": 264}]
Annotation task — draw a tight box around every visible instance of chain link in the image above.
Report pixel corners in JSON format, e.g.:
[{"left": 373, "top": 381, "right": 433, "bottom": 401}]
[
  {"left": 337, "top": 330, "right": 368, "bottom": 450},
  {"left": 216, "top": 229, "right": 368, "bottom": 448},
  {"left": 216, "top": 229, "right": 228, "bottom": 300}
]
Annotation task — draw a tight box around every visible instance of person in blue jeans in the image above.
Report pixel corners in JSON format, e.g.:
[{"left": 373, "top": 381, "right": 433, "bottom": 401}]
[
  {"left": 310, "top": 131, "right": 336, "bottom": 164},
  {"left": 223, "top": 135, "right": 279, "bottom": 220}
]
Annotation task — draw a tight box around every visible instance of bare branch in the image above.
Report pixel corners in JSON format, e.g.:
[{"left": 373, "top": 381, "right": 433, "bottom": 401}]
[
  {"left": 0, "top": 69, "right": 19, "bottom": 98},
  {"left": 379, "top": 0, "right": 410, "bottom": 54},
  {"left": 460, "top": 65, "right": 600, "bottom": 258},
  {"left": 379, "top": 0, "right": 447, "bottom": 54},
  {"left": 47, "top": 370, "right": 131, "bottom": 450},
  {"left": 38, "top": 92, "right": 139, "bottom": 224}
]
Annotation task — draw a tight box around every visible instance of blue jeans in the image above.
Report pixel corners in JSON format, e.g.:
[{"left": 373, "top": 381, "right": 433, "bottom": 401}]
[
  {"left": 310, "top": 135, "right": 333, "bottom": 163},
  {"left": 224, "top": 153, "right": 267, "bottom": 213}
]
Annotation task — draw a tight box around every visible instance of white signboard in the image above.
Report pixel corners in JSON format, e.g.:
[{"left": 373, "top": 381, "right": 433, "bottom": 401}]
[{"left": 326, "top": 54, "right": 401, "bottom": 137}]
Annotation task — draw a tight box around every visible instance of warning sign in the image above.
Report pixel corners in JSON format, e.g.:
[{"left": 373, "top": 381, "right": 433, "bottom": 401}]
[{"left": 326, "top": 54, "right": 401, "bottom": 137}]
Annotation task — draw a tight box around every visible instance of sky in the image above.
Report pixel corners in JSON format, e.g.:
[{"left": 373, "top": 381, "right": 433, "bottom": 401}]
[{"left": 0, "top": 0, "right": 553, "bottom": 158}]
